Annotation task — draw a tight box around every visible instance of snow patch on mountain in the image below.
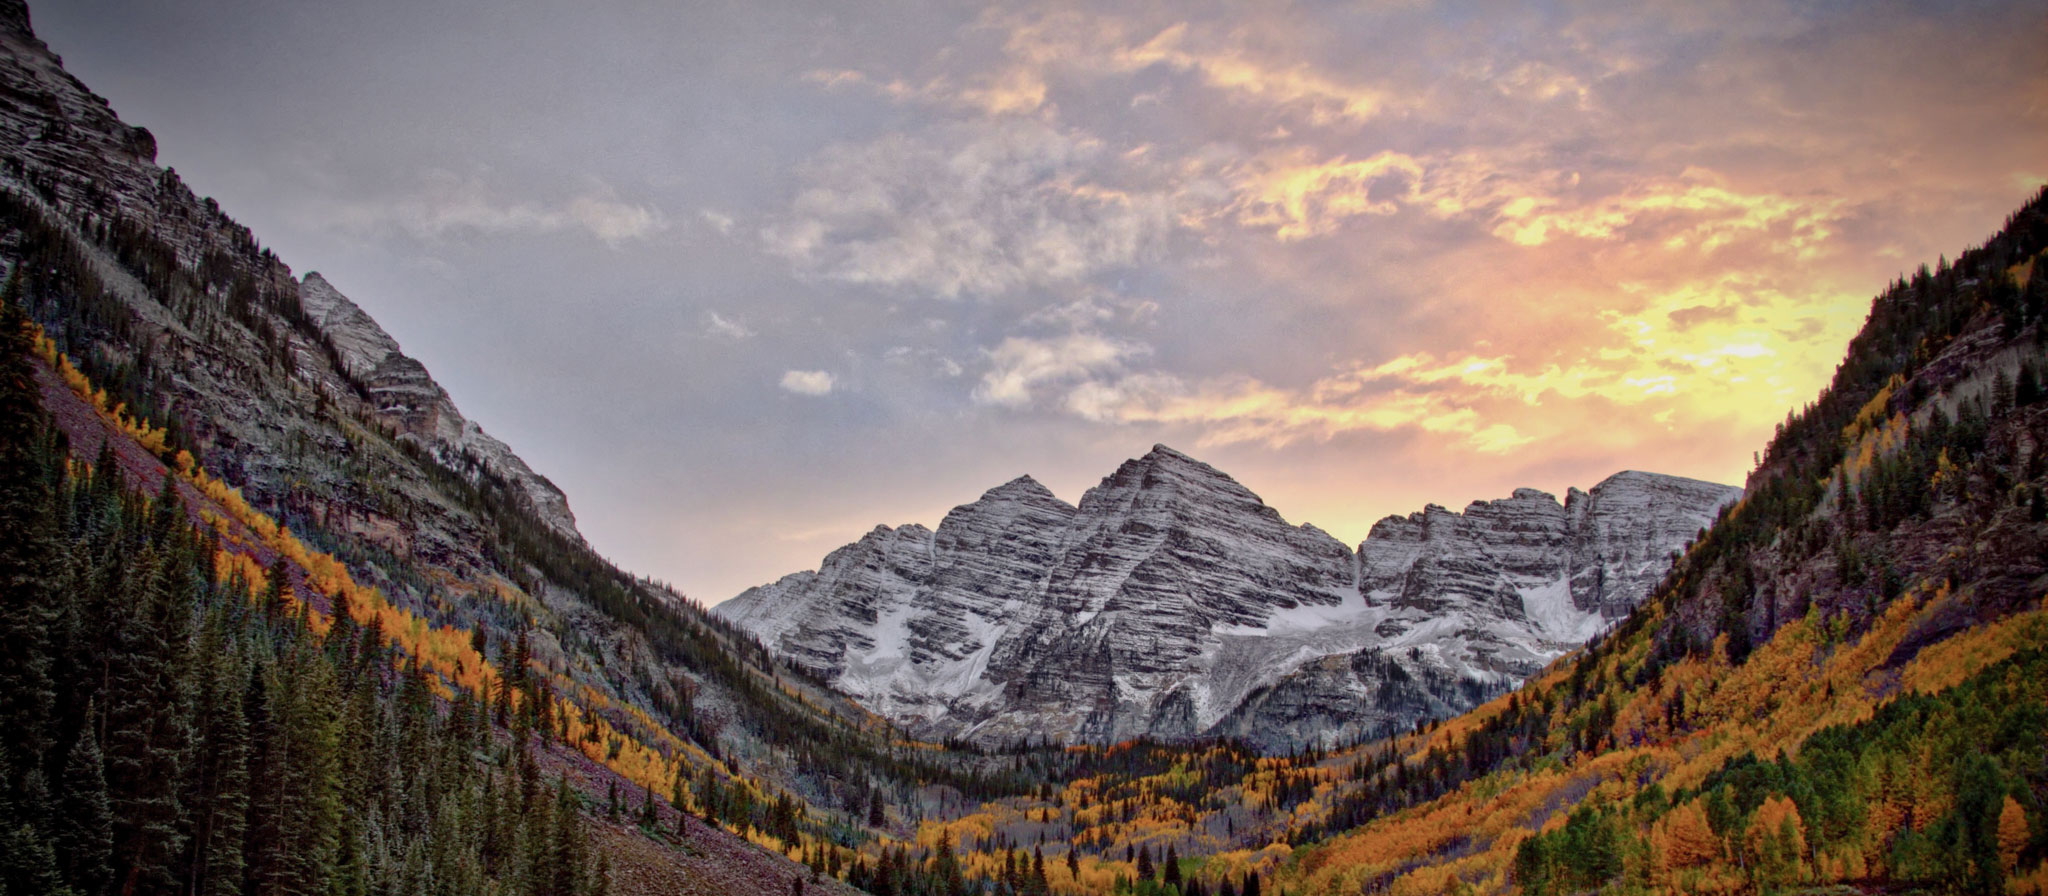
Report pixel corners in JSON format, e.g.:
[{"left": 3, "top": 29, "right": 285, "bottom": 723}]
[{"left": 715, "top": 446, "right": 1740, "bottom": 750}]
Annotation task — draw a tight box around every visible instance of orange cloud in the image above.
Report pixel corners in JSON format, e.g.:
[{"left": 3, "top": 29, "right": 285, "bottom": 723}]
[
  {"left": 1493, "top": 176, "right": 1844, "bottom": 259},
  {"left": 1115, "top": 23, "right": 1395, "bottom": 125}
]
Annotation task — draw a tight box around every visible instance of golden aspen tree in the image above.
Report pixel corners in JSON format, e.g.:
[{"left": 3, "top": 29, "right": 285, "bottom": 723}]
[
  {"left": 2002, "top": 796, "right": 2031, "bottom": 874},
  {"left": 1744, "top": 795, "right": 1807, "bottom": 890},
  {"left": 1651, "top": 799, "right": 1720, "bottom": 872}
]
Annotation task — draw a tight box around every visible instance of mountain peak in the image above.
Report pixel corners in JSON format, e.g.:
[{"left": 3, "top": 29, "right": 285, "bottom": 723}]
[
  {"left": 297, "top": 272, "right": 402, "bottom": 380},
  {"left": 981, "top": 474, "right": 1057, "bottom": 503},
  {"left": 1139, "top": 442, "right": 1203, "bottom": 469},
  {"left": 1120, "top": 442, "right": 1238, "bottom": 487}
]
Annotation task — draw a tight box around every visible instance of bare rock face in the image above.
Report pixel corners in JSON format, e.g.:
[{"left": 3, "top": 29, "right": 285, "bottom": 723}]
[
  {"left": 1566, "top": 471, "right": 1739, "bottom": 618},
  {"left": 0, "top": 1, "right": 30, "bottom": 40},
  {"left": 1210, "top": 471, "right": 1740, "bottom": 750},
  {"left": 297, "top": 272, "right": 580, "bottom": 540},
  {"left": 0, "top": 13, "right": 581, "bottom": 551},
  {"left": 1354, "top": 472, "right": 1739, "bottom": 672},
  {"left": 974, "top": 446, "right": 1356, "bottom": 743},
  {"left": 716, "top": 447, "right": 1740, "bottom": 751}
]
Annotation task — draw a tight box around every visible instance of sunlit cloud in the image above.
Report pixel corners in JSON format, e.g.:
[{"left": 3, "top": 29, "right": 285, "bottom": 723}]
[
  {"left": 762, "top": 119, "right": 1181, "bottom": 298},
  {"left": 1494, "top": 175, "right": 1844, "bottom": 259},
  {"left": 1000, "top": 267, "right": 1868, "bottom": 463},
  {"left": 779, "top": 370, "right": 837, "bottom": 395},
  {"left": 1112, "top": 23, "right": 1395, "bottom": 126},
  {"left": 1231, "top": 150, "right": 1427, "bottom": 240},
  {"left": 803, "top": 64, "right": 1047, "bottom": 117},
  {"left": 974, "top": 332, "right": 1149, "bottom": 407}
]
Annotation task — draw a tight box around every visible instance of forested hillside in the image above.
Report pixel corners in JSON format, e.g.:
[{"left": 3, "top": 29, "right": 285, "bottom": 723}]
[
  {"left": 859, "top": 189, "right": 2048, "bottom": 896},
  {"left": 0, "top": 3, "right": 1060, "bottom": 892},
  {"left": 2, "top": 0, "right": 2045, "bottom": 891},
  {"left": 0, "top": 299, "right": 612, "bottom": 895}
]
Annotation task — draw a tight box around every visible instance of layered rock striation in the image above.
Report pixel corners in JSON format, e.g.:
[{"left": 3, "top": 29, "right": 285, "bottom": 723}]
[
  {"left": 718, "top": 446, "right": 1740, "bottom": 751},
  {"left": 298, "top": 273, "right": 579, "bottom": 538}
]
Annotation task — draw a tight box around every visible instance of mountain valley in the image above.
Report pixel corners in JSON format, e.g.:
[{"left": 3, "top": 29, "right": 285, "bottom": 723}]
[{"left": 0, "top": 3, "right": 2043, "bottom": 896}]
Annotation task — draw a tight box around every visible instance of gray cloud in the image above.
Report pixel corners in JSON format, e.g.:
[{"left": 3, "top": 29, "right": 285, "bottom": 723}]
[
  {"left": 34, "top": 0, "right": 2046, "bottom": 608},
  {"left": 314, "top": 169, "right": 668, "bottom": 245},
  {"left": 762, "top": 119, "right": 1180, "bottom": 299},
  {"left": 703, "top": 310, "right": 753, "bottom": 340},
  {"left": 974, "top": 331, "right": 1150, "bottom": 407}
]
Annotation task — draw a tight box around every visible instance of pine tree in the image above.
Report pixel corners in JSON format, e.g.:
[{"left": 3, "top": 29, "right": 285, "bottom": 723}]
[
  {"left": 932, "top": 830, "right": 964, "bottom": 896},
  {"left": 53, "top": 703, "right": 113, "bottom": 896},
  {"left": 242, "top": 664, "right": 282, "bottom": 896},
  {"left": 1163, "top": 844, "right": 1181, "bottom": 888},
  {"left": 260, "top": 556, "right": 290, "bottom": 621},
  {"left": 272, "top": 645, "right": 343, "bottom": 895},
  {"left": 105, "top": 543, "right": 193, "bottom": 896},
  {"left": 0, "top": 812, "right": 67, "bottom": 896},
  {"left": 182, "top": 635, "right": 248, "bottom": 896},
  {"left": 543, "top": 779, "right": 586, "bottom": 896},
  {"left": 0, "top": 289, "right": 59, "bottom": 802}
]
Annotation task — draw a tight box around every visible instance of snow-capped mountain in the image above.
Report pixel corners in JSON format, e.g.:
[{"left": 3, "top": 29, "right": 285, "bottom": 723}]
[{"left": 715, "top": 445, "right": 1740, "bottom": 750}]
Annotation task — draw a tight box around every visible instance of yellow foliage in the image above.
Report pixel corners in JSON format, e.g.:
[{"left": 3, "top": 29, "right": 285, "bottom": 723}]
[
  {"left": 1743, "top": 794, "right": 1807, "bottom": 885},
  {"left": 1652, "top": 798, "right": 1721, "bottom": 872},
  {"left": 2014, "top": 862, "right": 2048, "bottom": 896},
  {"left": 2002, "top": 795, "right": 2030, "bottom": 873}
]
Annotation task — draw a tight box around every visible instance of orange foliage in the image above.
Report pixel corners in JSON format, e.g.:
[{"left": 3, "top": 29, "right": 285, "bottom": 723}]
[
  {"left": 1743, "top": 794, "right": 1807, "bottom": 883},
  {"left": 2003, "top": 795, "right": 2030, "bottom": 874},
  {"left": 1655, "top": 799, "right": 1720, "bottom": 871},
  {"left": 36, "top": 331, "right": 172, "bottom": 456}
]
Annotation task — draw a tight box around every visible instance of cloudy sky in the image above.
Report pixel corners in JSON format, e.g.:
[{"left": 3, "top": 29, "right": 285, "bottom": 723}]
[{"left": 36, "top": 0, "right": 2047, "bottom": 604}]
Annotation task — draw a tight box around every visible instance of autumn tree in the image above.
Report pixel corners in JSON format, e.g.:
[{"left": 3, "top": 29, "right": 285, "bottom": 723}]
[
  {"left": 1744, "top": 794, "right": 1807, "bottom": 892},
  {"left": 2000, "top": 796, "right": 2030, "bottom": 874},
  {"left": 1651, "top": 799, "right": 1721, "bottom": 875}
]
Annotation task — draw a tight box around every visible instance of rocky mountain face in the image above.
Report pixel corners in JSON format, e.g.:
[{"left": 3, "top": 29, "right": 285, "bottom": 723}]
[
  {"left": 297, "top": 272, "right": 580, "bottom": 538},
  {"left": 0, "top": 0, "right": 719, "bottom": 804},
  {"left": 1214, "top": 471, "right": 1741, "bottom": 748},
  {"left": 717, "top": 446, "right": 1740, "bottom": 750},
  {"left": 0, "top": 8, "right": 1003, "bottom": 890},
  {"left": 0, "top": 5, "right": 579, "bottom": 550}
]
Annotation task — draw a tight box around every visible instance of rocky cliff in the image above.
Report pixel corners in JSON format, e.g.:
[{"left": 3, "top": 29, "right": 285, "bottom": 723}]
[
  {"left": 716, "top": 446, "right": 1740, "bottom": 750},
  {"left": 0, "top": 6, "right": 578, "bottom": 544},
  {"left": 0, "top": 10, "right": 1012, "bottom": 888},
  {"left": 297, "top": 272, "right": 579, "bottom": 538},
  {"left": 1211, "top": 470, "right": 1741, "bottom": 749}
]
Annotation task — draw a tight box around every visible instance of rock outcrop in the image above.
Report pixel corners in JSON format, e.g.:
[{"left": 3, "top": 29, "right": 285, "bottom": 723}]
[
  {"left": 0, "top": 7, "right": 581, "bottom": 554},
  {"left": 717, "top": 446, "right": 1740, "bottom": 751},
  {"left": 297, "top": 272, "right": 579, "bottom": 539}
]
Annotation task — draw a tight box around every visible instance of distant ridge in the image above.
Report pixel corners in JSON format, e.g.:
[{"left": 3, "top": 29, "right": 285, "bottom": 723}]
[{"left": 716, "top": 445, "right": 1738, "bottom": 751}]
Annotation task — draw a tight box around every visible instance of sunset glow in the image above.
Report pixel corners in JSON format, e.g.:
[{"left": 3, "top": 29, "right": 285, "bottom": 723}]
[{"left": 41, "top": 0, "right": 2048, "bottom": 602}]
